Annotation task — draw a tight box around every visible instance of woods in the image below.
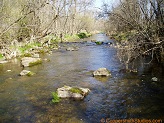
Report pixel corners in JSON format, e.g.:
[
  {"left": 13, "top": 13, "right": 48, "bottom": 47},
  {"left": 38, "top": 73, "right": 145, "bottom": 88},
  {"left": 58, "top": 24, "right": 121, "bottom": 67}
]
[
  {"left": 0, "top": 0, "right": 96, "bottom": 45},
  {"left": 102, "top": 0, "right": 164, "bottom": 68}
]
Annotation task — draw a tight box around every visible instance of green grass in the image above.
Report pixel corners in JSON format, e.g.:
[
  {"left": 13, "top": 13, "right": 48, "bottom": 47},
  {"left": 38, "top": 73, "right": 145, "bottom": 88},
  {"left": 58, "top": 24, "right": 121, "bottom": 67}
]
[
  {"left": 52, "top": 92, "right": 60, "bottom": 103},
  {"left": 18, "top": 42, "right": 42, "bottom": 54},
  {"left": 64, "top": 34, "right": 80, "bottom": 42},
  {"left": 29, "top": 60, "right": 42, "bottom": 67},
  {"left": 69, "top": 87, "right": 83, "bottom": 95}
]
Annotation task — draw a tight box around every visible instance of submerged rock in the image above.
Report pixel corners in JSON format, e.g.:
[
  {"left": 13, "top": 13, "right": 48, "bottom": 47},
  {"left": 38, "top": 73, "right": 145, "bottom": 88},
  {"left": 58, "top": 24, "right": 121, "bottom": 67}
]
[
  {"left": 57, "top": 86, "right": 90, "bottom": 99},
  {"left": 66, "top": 47, "right": 79, "bottom": 51},
  {"left": 151, "top": 77, "right": 158, "bottom": 82},
  {"left": 20, "top": 70, "right": 35, "bottom": 76},
  {"left": 21, "top": 57, "right": 42, "bottom": 67},
  {"left": 93, "top": 68, "right": 111, "bottom": 77}
]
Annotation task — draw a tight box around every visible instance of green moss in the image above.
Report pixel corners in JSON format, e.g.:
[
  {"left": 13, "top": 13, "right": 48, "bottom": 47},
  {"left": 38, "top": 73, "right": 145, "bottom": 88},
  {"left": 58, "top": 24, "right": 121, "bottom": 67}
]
[
  {"left": 27, "top": 71, "right": 35, "bottom": 76},
  {"left": 24, "top": 53, "right": 32, "bottom": 57},
  {"left": 0, "top": 54, "right": 4, "bottom": 60},
  {"left": 29, "top": 60, "right": 42, "bottom": 67},
  {"left": 69, "top": 87, "right": 83, "bottom": 94},
  {"left": 95, "top": 41, "right": 103, "bottom": 45},
  {"left": 52, "top": 92, "right": 60, "bottom": 103}
]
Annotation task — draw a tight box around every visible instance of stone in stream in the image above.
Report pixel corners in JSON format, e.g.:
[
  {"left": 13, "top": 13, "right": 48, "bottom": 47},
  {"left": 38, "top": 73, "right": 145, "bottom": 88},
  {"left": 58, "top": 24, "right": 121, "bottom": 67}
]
[
  {"left": 32, "top": 53, "right": 40, "bottom": 58},
  {"left": 93, "top": 68, "right": 111, "bottom": 77},
  {"left": 66, "top": 47, "right": 79, "bottom": 51},
  {"left": 21, "top": 57, "right": 42, "bottom": 67},
  {"left": 151, "top": 77, "right": 158, "bottom": 82},
  {"left": 57, "top": 86, "right": 90, "bottom": 100},
  {"left": 19, "top": 70, "right": 35, "bottom": 76},
  {"left": 0, "top": 60, "right": 8, "bottom": 64}
]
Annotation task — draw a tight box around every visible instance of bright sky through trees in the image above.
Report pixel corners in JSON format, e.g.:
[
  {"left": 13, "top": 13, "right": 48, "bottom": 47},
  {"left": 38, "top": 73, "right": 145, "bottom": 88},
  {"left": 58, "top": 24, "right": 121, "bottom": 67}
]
[{"left": 94, "top": 0, "right": 120, "bottom": 8}]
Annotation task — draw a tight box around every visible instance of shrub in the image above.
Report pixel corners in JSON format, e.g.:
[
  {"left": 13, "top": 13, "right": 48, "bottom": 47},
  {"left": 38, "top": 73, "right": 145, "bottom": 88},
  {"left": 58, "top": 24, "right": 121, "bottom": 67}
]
[{"left": 77, "top": 32, "right": 91, "bottom": 39}]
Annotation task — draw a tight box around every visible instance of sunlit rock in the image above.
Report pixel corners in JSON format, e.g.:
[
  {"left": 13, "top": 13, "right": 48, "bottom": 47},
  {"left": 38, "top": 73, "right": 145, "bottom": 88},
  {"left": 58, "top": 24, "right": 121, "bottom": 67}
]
[
  {"left": 93, "top": 68, "right": 111, "bottom": 77},
  {"left": 57, "top": 86, "right": 90, "bottom": 100},
  {"left": 20, "top": 70, "right": 35, "bottom": 76},
  {"left": 33, "top": 53, "right": 40, "bottom": 58},
  {"left": 21, "top": 57, "right": 42, "bottom": 67},
  {"left": 151, "top": 77, "right": 158, "bottom": 82},
  {"left": 0, "top": 60, "right": 8, "bottom": 64}
]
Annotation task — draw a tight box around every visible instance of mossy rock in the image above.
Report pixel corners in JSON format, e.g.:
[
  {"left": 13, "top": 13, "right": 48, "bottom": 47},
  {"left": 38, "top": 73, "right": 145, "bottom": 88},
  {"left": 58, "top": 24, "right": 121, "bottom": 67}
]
[
  {"left": 27, "top": 71, "right": 35, "bottom": 76},
  {"left": 24, "top": 53, "right": 32, "bottom": 57},
  {"left": 69, "top": 87, "right": 83, "bottom": 95},
  {"left": 95, "top": 41, "right": 103, "bottom": 45},
  {"left": 29, "top": 60, "right": 42, "bottom": 67}
]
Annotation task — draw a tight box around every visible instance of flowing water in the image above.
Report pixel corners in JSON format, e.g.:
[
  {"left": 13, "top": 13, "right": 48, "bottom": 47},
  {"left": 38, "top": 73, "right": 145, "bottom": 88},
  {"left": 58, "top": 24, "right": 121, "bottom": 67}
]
[{"left": 0, "top": 34, "right": 164, "bottom": 123}]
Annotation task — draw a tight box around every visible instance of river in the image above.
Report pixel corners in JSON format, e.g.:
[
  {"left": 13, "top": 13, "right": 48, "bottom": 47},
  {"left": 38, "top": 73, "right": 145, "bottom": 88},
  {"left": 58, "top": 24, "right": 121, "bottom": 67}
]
[{"left": 0, "top": 33, "right": 164, "bottom": 123}]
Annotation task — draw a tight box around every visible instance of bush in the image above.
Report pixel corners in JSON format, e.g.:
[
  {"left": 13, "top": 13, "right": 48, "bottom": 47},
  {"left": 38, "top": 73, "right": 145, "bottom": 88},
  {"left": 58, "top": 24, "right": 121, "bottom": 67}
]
[
  {"left": 77, "top": 32, "right": 91, "bottom": 39},
  {"left": 64, "top": 34, "right": 80, "bottom": 42}
]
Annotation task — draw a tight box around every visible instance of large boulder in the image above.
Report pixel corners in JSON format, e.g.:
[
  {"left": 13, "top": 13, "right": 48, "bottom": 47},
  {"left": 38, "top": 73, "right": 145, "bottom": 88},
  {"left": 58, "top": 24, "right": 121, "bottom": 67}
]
[
  {"left": 57, "top": 86, "right": 90, "bottom": 100},
  {"left": 21, "top": 57, "right": 42, "bottom": 67},
  {"left": 93, "top": 68, "right": 111, "bottom": 77}
]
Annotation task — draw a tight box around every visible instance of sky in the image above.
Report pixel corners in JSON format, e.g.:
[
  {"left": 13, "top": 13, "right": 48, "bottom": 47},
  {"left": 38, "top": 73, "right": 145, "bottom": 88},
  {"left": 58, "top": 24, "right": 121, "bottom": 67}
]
[{"left": 94, "top": 0, "right": 120, "bottom": 9}]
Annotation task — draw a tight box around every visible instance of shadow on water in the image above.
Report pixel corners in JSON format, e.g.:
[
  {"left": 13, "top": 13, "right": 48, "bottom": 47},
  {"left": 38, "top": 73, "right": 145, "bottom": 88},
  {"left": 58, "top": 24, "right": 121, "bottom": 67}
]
[{"left": 0, "top": 33, "right": 164, "bottom": 123}]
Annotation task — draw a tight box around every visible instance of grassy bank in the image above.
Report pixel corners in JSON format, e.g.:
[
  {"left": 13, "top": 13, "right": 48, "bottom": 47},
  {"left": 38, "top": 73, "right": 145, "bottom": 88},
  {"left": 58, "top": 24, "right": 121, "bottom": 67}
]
[
  {"left": 0, "top": 32, "right": 92, "bottom": 60},
  {"left": 64, "top": 32, "right": 92, "bottom": 42}
]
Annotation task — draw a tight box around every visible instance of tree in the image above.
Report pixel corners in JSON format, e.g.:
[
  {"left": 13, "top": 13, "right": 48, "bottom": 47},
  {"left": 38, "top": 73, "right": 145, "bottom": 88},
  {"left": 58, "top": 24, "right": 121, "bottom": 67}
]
[{"left": 102, "top": 0, "right": 164, "bottom": 69}]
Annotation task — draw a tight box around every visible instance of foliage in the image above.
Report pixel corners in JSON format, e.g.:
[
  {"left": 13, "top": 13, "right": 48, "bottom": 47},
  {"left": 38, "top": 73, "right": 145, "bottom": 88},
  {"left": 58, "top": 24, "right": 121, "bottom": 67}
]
[
  {"left": 18, "top": 42, "right": 42, "bottom": 54},
  {"left": 69, "top": 87, "right": 83, "bottom": 95},
  {"left": 44, "top": 35, "right": 60, "bottom": 43},
  {"left": 111, "top": 31, "right": 137, "bottom": 42},
  {"left": 51, "top": 92, "right": 60, "bottom": 103},
  {"left": 77, "top": 32, "right": 87, "bottom": 39},
  {"left": 18, "top": 45, "right": 32, "bottom": 54},
  {"left": 102, "top": 0, "right": 164, "bottom": 66},
  {"left": 29, "top": 60, "right": 42, "bottom": 67},
  {"left": 64, "top": 34, "right": 80, "bottom": 42}
]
